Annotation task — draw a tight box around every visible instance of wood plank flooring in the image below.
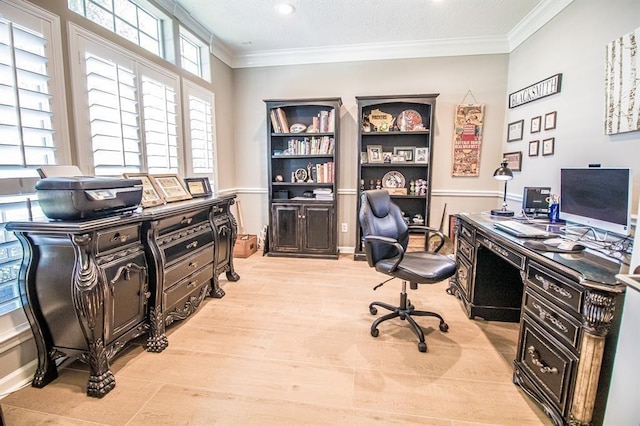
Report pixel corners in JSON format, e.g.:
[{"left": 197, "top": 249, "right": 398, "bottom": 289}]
[{"left": 0, "top": 254, "right": 551, "bottom": 425}]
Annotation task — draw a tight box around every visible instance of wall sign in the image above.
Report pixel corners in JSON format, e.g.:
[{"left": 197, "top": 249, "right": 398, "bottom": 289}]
[
  {"left": 508, "top": 73, "right": 562, "bottom": 108},
  {"left": 452, "top": 103, "right": 484, "bottom": 177}
]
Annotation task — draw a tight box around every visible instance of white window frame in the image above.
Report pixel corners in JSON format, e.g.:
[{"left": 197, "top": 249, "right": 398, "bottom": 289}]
[{"left": 179, "top": 25, "right": 210, "bottom": 83}]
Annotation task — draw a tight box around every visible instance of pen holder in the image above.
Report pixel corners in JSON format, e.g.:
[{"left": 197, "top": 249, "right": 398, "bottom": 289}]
[{"left": 549, "top": 203, "right": 559, "bottom": 223}]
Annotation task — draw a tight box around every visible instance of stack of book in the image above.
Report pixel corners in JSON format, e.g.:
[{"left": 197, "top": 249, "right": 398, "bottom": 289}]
[
  {"left": 269, "top": 108, "right": 335, "bottom": 134},
  {"left": 313, "top": 188, "right": 333, "bottom": 201}
]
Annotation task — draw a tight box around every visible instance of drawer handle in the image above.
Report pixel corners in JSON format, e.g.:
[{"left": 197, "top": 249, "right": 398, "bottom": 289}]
[
  {"left": 486, "top": 240, "right": 509, "bottom": 259},
  {"left": 110, "top": 262, "right": 146, "bottom": 284},
  {"left": 535, "top": 274, "right": 572, "bottom": 299},
  {"left": 531, "top": 301, "right": 568, "bottom": 333},
  {"left": 186, "top": 241, "right": 198, "bottom": 250},
  {"left": 187, "top": 279, "right": 199, "bottom": 289},
  {"left": 188, "top": 261, "right": 199, "bottom": 269},
  {"left": 527, "top": 346, "right": 558, "bottom": 375},
  {"left": 111, "top": 233, "right": 130, "bottom": 243},
  {"left": 180, "top": 217, "right": 193, "bottom": 225},
  {"left": 457, "top": 267, "right": 467, "bottom": 280}
]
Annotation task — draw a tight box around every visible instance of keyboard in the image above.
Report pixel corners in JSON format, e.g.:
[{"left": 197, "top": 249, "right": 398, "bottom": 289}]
[{"left": 494, "top": 220, "right": 553, "bottom": 238}]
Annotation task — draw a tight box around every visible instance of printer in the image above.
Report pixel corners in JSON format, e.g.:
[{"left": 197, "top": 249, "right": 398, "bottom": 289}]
[{"left": 36, "top": 176, "right": 143, "bottom": 220}]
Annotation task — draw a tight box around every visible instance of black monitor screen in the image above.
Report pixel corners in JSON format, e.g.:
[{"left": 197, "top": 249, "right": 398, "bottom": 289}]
[{"left": 559, "top": 168, "right": 631, "bottom": 234}]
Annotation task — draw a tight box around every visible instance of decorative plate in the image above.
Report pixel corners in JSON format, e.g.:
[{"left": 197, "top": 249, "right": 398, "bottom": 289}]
[
  {"left": 382, "top": 171, "right": 406, "bottom": 188},
  {"left": 396, "top": 109, "right": 423, "bottom": 131},
  {"left": 290, "top": 123, "right": 307, "bottom": 133}
]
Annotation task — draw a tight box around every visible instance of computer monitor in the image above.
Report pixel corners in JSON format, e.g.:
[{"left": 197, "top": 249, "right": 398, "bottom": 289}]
[
  {"left": 559, "top": 168, "right": 632, "bottom": 235},
  {"left": 522, "top": 187, "right": 551, "bottom": 216}
]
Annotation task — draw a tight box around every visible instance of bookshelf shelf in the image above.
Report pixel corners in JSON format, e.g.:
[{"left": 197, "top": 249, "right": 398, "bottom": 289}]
[{"left": 265, "top": 98, "right": 342, "bottom": 259}]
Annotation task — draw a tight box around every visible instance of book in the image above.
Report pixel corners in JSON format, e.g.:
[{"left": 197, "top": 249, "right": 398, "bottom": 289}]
[
  {"left": 276, "top": 108, "right": 289, "bottom": 133},
  {"left": 269, "top": 109, "right": 281, "bottom": 133}
]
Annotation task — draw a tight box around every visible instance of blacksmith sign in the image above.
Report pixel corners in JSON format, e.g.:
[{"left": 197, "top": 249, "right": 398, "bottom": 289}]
[{"left": 508, "top": 73, "right": 562, "bottom": 108}]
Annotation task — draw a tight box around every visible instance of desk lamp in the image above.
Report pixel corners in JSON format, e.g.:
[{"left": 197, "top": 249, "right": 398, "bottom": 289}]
[{"left": 491, "top": 159, "right": 514, "bottom": 217}]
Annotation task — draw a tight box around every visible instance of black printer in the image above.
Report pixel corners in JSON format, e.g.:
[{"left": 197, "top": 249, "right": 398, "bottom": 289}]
[{"left": 36, "top": 176, "right": 143, "bottom": 220}]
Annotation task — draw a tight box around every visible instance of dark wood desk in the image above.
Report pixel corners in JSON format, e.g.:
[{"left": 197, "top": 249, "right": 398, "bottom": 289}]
[
  {"left": 448, "top": 213, "right": 630, "bottom": 426},
  {"left": 7, "top": 196, "right": 239, "bottom": 398}
]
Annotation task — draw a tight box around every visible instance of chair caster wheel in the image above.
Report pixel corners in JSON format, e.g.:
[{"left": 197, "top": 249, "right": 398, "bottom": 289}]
[
  {"left": 418, "top": 342, "right": 427, "bottom": 352},
  {"left": 371, "top": 328, "right": 379, "bottom": 337},
  {"left": 439, "top": 322, "right": 449, "bottom": 332},
  {"left": 370, "top": 306, "right": 377, "bottom": 315}
]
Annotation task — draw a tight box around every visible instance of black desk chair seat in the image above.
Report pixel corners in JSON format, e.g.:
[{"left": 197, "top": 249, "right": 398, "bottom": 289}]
[{"left": 359, "top": 190, "right": 457, "bottom": 352}]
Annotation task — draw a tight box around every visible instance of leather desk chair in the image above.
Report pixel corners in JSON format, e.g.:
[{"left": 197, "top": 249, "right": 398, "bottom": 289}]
[{"left": 359, "top": 189, "right": 456, "bottom": 352}]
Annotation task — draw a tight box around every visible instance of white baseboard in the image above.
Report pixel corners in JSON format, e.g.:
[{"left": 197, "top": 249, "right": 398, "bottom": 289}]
[{"left": 0, "top": 359, "right": 36, "bottom": 400}]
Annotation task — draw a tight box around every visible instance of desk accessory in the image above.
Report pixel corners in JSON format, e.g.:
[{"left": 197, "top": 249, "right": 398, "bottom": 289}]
[{"left": 491, "top": 159, "right": 514, "bottom": 217}]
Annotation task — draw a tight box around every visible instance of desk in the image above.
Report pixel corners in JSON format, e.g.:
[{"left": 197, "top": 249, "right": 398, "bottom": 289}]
[{"left": 448, "top": 213, "right": 629, "bottom": 426}]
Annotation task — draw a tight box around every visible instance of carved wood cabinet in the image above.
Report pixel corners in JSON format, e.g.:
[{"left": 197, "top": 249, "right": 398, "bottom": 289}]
[{"left": 7, "top": 195, "right": 239, "bottom": 398}]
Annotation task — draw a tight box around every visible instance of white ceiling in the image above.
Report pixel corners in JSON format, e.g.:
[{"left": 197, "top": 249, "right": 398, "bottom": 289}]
[{"left": 170, "top": 0, "right": 573, "bottom": 68}]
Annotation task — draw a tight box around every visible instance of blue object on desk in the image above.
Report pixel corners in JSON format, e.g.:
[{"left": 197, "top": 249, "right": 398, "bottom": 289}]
[{"left": 549, "top": 203, "right": 560, "bottom": 222}]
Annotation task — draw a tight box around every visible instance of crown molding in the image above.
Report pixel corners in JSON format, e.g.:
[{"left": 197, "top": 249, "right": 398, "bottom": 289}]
[{"left": 508, "top": 0, "right": 574, "bottom": 51}]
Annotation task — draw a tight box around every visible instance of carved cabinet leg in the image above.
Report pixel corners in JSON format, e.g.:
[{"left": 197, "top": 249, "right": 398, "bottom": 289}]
[{"left": 146, "top": 306, "right": 168, "bottom": 352}]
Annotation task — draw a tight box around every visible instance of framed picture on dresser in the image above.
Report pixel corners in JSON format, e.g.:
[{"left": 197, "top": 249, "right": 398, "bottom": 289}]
[{"left": 149, "top": 174, "right": 193, "bottom": 203}]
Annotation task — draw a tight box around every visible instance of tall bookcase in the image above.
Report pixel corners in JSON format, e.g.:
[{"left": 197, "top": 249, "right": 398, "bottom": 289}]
[
  {"left": 265, "top": 98, "right": 342, "bottom": 259},
  {"left": 354, "top": 94, "right": 438, "bottom": 260}
]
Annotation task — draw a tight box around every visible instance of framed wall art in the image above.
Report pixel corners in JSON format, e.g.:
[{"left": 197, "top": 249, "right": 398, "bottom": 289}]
[
  {"left": 507, "top": 119, "right": 524, "bottom": 142},
  {"left": 503, "top": 151, "right": 522, "bottom": 172},
  {"left": 544, "top": 111, "right": 557, "bottom": 130},
  {"left": 528, "top": 140, "right": 539, "bottom": 157},
  {"left": 530, "top": 116, "right": 541, "bottom": 133},
  {"left": 149, "top": 174, "right": 193, "bottom": 203},
  {"left": 184, "top": 177, "right": 212, "bottom": 198},
  {"left": 123, "top": 173, "right": 164, "bottom": 207},
  {"left": 542, "top": 138, "right": 555, "bottom": 156}
]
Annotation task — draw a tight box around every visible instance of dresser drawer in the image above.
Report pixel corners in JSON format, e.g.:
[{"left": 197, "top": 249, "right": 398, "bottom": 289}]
[
  {"left": 517, "top": 318, "right": 577, "bottom": 415},
  {"left": 527, "top": 262, "right": 583, "bottom": 316},
  {"left": 454, "top": 255, "right": 473, "bottom": 300},
  {"left": 164, "top": 244, "right": 214, "bottom": 287},
  {"left": 163, "top": 228, "right": 214, "bottom": 265},
  {"left": 458, "top": 221, "right": 475, "bottom": 244},
  {"left": 157, "top": 208, "right": 210, "bottom": 236},
  {"left": 164, "top": 263, "right": 213, "bottom": 311},
  {"left": 96, "top": 224, "right": 141, "bottom": 254},
  {"left": 523, "top": 288, "right": 581, "bottom": 350},
  {"left": 457, "top": 237, "right": 474, "bottom": 262},
  {"left": 477, "top": 232, "right": 525, "bottom": 270}
]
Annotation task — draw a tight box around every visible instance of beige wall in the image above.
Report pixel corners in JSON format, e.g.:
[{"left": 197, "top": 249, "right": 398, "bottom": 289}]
[{"left": 232, "top": 55, "right": 510, "bottom": 248}]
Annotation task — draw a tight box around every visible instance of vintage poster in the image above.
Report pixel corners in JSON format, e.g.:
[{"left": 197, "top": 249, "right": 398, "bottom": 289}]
[{"left": 452, "top": 104, "right": 485, "bottom": 177}]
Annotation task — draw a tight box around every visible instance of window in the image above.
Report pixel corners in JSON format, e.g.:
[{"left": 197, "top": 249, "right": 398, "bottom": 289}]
[
  {"left": 179, "top": 26, "right": 210, "bottom": 82},
  {"left": 0, "top": 1, "right": 68, "bottom": 317},
  {"left": 68, "top": 0, "right": 162, "bottom": 56},
  {"left": 70, "top": 24, "right": 185, "bottom": 176},
  {"left": 183, "top": 80, "right": 216, "bottom": 180}
]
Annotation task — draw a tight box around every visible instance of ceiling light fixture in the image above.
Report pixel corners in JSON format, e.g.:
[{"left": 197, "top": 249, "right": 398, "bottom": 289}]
[{"left": 275, "top": 3, "right": 295, "bottom": 15}]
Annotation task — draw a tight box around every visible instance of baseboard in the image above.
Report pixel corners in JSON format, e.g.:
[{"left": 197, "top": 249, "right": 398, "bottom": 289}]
[{"left": 0, "top": 359, "right": 36, "bottom": 400}]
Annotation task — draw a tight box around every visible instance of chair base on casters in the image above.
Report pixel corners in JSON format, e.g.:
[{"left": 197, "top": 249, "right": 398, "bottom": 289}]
[{"left": 369, "top": 280, "right": 448, "bottom": 352}]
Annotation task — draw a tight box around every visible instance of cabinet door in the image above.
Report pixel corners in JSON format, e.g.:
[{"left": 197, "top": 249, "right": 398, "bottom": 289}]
[
  {"left": 271, "top": 204, "right": 301, "bottom": 252},
  {"left": 302, "top": 205, "right": 335, "bottom": 254}
]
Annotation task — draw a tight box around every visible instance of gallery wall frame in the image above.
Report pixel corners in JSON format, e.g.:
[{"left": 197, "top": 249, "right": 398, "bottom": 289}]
[
  {"left": 530, "top": 116, "right": 541, "bottom": 133},
  {"left": 503, "top": 151, "right": 522, "bottom": 172},
  {"left": 542, "top": 138, "right": 555, "bottom": 156},
  {"left": 544, "top": 111, "right": 557, "bottom": 130},
  {"left": 507, "top": 119, "right": 524, "bottom": 142},
  {"left": 528, "top": 140, "right": 539, "bottom": 157}
]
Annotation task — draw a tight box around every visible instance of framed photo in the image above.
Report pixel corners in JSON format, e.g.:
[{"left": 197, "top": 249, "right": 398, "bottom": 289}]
[
  {"left": 415, "top": 147, "right": 429, "bottom": 163},
  {"left": 530, "top": 116, "right": 541, "bottom": 133},
  {"left": 123, "top": 173, "right": 164, "bottom": 208},
  {"left": 503, "top": 151, "right": 522, "bottom": 172},
  {"left": 360, "top": 152, "right": 368, "bottom": 164},
  {"left": 184, "top": 177, "right": 212, "bottom": 198},
  {"left": 391, "top": 154, "right": 405, "bottom": 163},
  {"left": 528, "top": 140, "right": 539, "bottom": 157},
  {"left": 149, "top": 174, "right": 193, "bottom": 203},
  {"left": 393, "top": 146, "right": 415, "bottom": 162},
  {"left": 544, "top": 111, "right": 557, "bottom": 130},
  {"left": 542, "top": 137, "right": 555, "bottom": 156},
  {"left": 507, "top": 120, "right": 524, "bottom": 142},
  {"left": 382, "top": 151, "right": 393, "bottom": 163},
  {"left": 367, "top": 145, "right": 383, "bottom": 163}
]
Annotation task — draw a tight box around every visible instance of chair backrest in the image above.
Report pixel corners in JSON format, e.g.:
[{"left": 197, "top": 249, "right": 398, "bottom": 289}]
[{"left": 359, "top": 189, "right": 409, "bottom": 266}]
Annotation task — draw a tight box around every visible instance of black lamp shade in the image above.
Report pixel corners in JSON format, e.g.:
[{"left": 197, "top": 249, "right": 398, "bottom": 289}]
[{"left": 491, "top": 159, "right": 514, "bottom": 217}]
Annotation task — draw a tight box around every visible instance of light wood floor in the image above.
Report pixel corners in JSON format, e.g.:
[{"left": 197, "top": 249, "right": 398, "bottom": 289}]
[{"left": 1, "top": 253, "right": 551, "bottom": 425}]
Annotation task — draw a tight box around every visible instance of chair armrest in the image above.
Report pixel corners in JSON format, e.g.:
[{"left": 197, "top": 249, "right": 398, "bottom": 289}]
[
  {"left": 362, "top": 235, "right": 405, "bottom": 271},
  {"left": 408, "top": 225, "right": 447, "bottom": 253}
]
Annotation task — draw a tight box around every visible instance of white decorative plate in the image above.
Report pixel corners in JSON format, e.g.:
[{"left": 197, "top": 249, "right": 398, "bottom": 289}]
[
  {"left": 382, "top": 171, "right": 406, "bottom": 188},
  {"left": 290, "top": 123, "right": 307, "bottom": 133}
]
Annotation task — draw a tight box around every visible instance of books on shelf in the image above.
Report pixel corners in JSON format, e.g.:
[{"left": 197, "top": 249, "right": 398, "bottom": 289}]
[
  {"left": 270, "top": 108, "right": 335, "bottom": 134},
  {"left": 273, "top": 136, "right": 335, "bottom": 156},
  {"left": 313, "top": 188, "right": 334, "bottom": 200},
  {"left": 312, "top": 161, "right": 334, "bottom": 183}
]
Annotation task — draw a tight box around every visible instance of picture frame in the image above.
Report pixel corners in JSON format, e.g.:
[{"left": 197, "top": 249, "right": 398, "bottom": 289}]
[
  {"left": 528, "top": 140, "right": 539, "bottom": 157},
  {"left": 415, "top": 147, "right": 429, "bottom": 163},
  {"left": 148, "top": 174, "right": 193, "bottom": 203},
  {"left": 123, "top": 173, "right": 164, "bottom": 208},
  {"left": 507, "top": 119, "right": 524, "bottom": 142},
  {"left": 542, "top": 137, "right": 555, "bottom": 156},
  {"left": 391, "top": 154, "right": 405, "bottom": 163},
  {"left": 184, "top": 177, "right": 212, "bottom": 198},
  {"left": 360, "top": 152, "right": 368, "bottom": 164},
  {"left": 393, "top": 146, "right": 415, "bottom": 162},
  {"left": 544, "top": 111, "right": 557, "bottom": 130},
  {"left": 503, "top": 151, "right": 523, "bottom": 172},
  {"left": 367, "top": 145, "right": 383, "bottom": 163},
  {"left": 530, "top": 116, "right": 541, "bottom": 133},
  {"left": 382, "top": 151, "right": 393, "bottom": 163}
]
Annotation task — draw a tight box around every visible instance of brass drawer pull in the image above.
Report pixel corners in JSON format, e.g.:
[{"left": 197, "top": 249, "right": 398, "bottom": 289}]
[
  {"left": 535, "top": 274, "right": 571, "bottom": 299},
  {"left": 111, "top": 233, "right": 130, "bottom": 243},
  {"left": 532, "top": 301, "right": 568, "bottom": 333},
  {"left": 527, "top": 346, "right": 558, "bottom": 374},
  {"left": 187, "top": 279, "right": 199, "bottom": 289},
  {"left": 188, "top": 261, "right": 199, "bottom": 269},
  {"left": 180, "top": 217, "right": 193, "bottom": 225},
  {"left": 186, "top": 241, "right": 198, "bottom": 250},
  {"left": 457, "top": 267, "right": 467, "bottom": 280}
]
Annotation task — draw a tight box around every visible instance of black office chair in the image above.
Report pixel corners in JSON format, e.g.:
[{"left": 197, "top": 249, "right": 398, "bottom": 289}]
[{"left": 359, "top": 190, "right": 456, "bottom": 352}]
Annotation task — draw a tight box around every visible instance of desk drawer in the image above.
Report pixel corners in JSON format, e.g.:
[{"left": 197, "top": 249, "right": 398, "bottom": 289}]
[
  {"left": 523, "top": 288, "right": 581, "bottom": 350},
  {"left": 454, "top": 255, "right": 472, "bottom": 300},
  {"left": 457, "top": 237, "right": 474, "bottom": 262},
  {"left": 477, "top": 233, "right": 525, "bottom": 270},
  {"left": 517, "top": 318, "right": 577, "bottom": 415},
  {"left": 164, "top": 244, "right": 214, "bottom": 287},
  {"left": 459, "top": 221, "right": 475, "bottom": 244},
  {"left": 527, "top": 263, "right": 582, "bottom": 316},
  {"left": 164, "top": 263, "right": 213, "bottom": 312},
  {"left": 96, "top": 224, "right": 141, "bottom": 254},
  {"left": 157, "top": 208, "right": 210, "bottom": 236},
  {"left": 163, "top": 227, "right": 214, "bottom": 265}
]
